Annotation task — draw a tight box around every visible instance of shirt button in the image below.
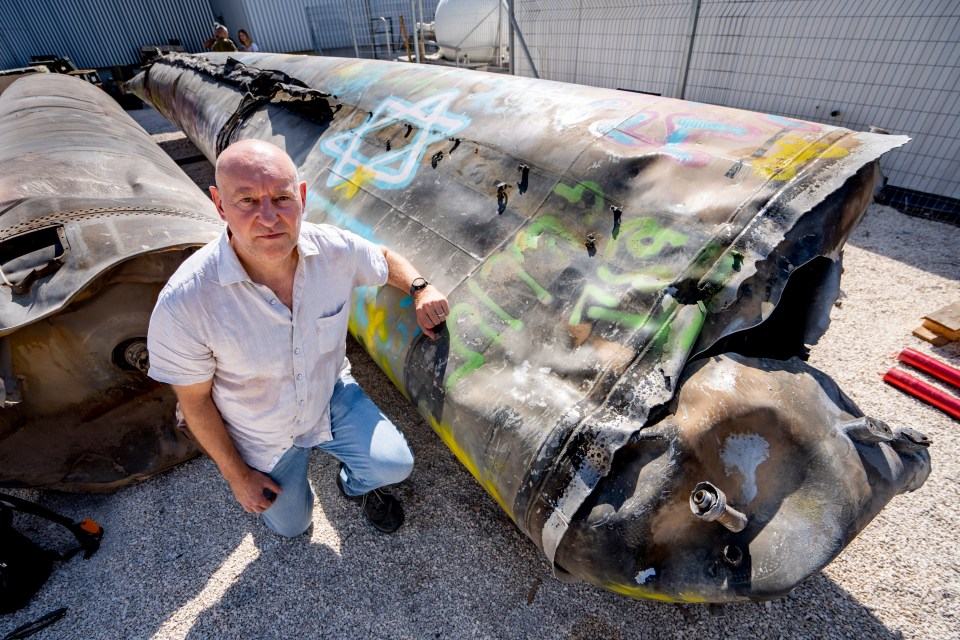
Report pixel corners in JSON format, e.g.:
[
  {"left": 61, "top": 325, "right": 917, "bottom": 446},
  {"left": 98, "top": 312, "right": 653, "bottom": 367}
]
[
  {"left": 297, "top": 374, "right": 302, "bottom": 380},
  {"left": 295, "top": 348, "right": 301, "bottom": 354},
  {"left": 299, "top": 400, "right": 304, "bottom": 406},
  {"left": 270, "top": 299, "right": 277, "bottom": 305}
]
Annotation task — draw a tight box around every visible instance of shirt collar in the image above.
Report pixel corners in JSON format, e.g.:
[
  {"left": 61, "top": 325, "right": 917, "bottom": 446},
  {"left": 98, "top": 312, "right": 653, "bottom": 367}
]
[
  {"left": 215, "top": 229, "right": 248, "bottom": 285},
  {"left": 296, "top": 226, "right": 320, "bottom": 259},
  {"left": 215, "top": 225, "right": 319, "bottom": 285}
]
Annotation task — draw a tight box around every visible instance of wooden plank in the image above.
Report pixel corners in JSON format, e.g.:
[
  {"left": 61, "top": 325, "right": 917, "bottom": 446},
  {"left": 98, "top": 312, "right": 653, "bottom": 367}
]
[
  {"left": 924, "top": 300, "right": 960, "bottom": 338},
  {"left": 913, "top": 324, "right": 951, "bottom": 346}
]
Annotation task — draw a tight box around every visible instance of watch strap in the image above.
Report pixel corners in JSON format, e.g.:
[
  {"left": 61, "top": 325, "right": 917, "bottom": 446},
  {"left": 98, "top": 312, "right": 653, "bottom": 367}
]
[{"left": 409, "top": 277, "right": 428, "bottom": 297}]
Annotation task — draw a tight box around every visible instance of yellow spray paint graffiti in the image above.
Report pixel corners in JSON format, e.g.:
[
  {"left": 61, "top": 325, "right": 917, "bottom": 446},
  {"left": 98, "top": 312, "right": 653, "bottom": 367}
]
[
  {"left": 428, "top": 413, "right": 515, "bottom": 519},
  {"left": 334, "top": 165, "right": 378, "bottom": 199},
  {"left": 753, "top": 136, "right": 849, "bottom": 181},
  {"left": 348, "top": 288, "right": 406, "bottom": 393},
  {"left": 605, "top": 581, "right": 709, "bottom": 603}
]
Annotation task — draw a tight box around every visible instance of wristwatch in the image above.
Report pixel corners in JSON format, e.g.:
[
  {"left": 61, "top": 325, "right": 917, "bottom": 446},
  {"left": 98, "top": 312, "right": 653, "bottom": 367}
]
[{"left": 409, "top": 277, "right": 429, "bottom": 297}]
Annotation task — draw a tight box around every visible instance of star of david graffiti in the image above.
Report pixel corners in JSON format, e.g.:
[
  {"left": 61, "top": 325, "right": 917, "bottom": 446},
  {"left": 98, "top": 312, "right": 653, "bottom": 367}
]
[{"left": 321, "top": 90, "right": 470, "bottom": 191}]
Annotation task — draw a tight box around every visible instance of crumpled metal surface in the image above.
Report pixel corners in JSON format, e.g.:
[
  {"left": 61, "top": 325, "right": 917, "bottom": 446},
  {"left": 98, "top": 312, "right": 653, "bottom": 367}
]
[
  {"left": 0, "top": 74, "right": 223, "bottom": 491},
  {"left": 128, "top": 53, "right": 930, "bottom": 602}
]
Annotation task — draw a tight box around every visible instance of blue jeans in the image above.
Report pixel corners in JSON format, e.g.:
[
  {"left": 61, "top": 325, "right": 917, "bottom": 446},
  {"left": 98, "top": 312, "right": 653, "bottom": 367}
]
[{"left": 261, "top": 372, "right": 414, "bottom": 537}]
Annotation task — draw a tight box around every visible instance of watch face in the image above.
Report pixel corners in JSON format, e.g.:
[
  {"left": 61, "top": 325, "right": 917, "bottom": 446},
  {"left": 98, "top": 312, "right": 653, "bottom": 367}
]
[{"left": 410, "top": 277, "right": 428, "bottom": 296}]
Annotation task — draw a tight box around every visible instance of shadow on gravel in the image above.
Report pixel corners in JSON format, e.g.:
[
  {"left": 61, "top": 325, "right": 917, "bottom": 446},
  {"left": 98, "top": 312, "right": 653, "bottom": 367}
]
[
  {"left": 847, "top": 204, "right": 960, "bottom": 281},
  {"left": 0, "top": 338, "right": 907, "bottom": 640},
  {"left": 0, "top": 104, "right": 924, "bottom": 640}
]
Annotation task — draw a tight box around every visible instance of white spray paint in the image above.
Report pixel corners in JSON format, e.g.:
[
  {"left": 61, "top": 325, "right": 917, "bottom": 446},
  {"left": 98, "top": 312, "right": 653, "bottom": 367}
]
[
  {"left": 700, "top": 360, "right": 738, "bottom": 393},
  {"left": 635, "top": 568, "right": 656, "bottom": 584},
  {"left": 513, "top": 360, "right": 531, "bottom": 382},
  {"left": 721, "top": 433, "right": 770, "bottom": 504}
]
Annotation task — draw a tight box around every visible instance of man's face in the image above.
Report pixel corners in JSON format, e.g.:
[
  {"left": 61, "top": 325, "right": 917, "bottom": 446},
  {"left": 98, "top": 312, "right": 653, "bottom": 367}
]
[{"left": 211, "top": 155, "right": 307, "bottom": 269}]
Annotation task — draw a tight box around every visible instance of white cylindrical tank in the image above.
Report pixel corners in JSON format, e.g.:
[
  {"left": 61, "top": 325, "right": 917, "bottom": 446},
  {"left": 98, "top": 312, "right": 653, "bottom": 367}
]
[{"left": 434, "top": 0, "right": 507, "bottom": 64}]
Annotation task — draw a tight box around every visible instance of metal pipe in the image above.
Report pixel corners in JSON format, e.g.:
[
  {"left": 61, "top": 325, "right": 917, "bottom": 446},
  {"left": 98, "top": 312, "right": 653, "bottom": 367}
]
[
  {"left": 502, "top": 0, "right": 538, "bottom": 78},
  {"left": 884, "top": 368, "right": 960, "bottom": 420},
  {"left": 347, "top": 1, "right": 361, "bottom": 59},
  {"left": 689, "top": 482, "right": 748, "bottom": 532},
  {"left": 496, "top": 0, "right": 504, "bottom": 68},
  {"left": 417, "top": 0, "right": 426, "bottom": 60},
  {"left": 508, "top": 0, "right": 515, "bottom": 75},
  {"left": 380, "top": 17, "right": 393, "bottom": 60},
  {"left": 842, "top": 416, "right": 893, "bottom": 444},
  {"left": 898, "top": 348, "right": 960, "bottom": 390},
  {"left": 410, "top": 0, "right": 421, "bottom": 64},
  {"left": 676, "top": 0, "right": 702, "bottom": 99},
  {"left": 367, "top": 0, "right": 376, "bottom": 60},
  {"left": 399, "top": 13, "right": 412, "bottom": 62}
]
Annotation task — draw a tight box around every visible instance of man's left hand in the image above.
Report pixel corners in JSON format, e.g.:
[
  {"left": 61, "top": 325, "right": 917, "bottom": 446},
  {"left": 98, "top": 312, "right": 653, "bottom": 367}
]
[{"left": 415, "top": 285, "right": 449, "bottom": 340}]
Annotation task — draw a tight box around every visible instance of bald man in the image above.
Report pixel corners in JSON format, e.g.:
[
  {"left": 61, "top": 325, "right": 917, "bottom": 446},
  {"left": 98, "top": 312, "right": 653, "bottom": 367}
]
[
  {"left": 147, "top": 140, "right": 448, "bottom": 535},
  {"left": 208, "top": 24, "right": 238, "bottom": 52}
]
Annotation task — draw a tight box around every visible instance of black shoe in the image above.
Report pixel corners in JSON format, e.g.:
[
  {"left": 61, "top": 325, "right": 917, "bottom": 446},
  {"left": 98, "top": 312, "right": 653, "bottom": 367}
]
[{"left": 336, "top": 465, "right": 405, "bottom": 533}]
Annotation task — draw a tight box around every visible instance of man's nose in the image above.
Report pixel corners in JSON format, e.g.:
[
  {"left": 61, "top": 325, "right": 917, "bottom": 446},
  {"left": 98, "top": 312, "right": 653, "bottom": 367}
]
[{"left": 255, "top": 202, "right": 281, "bottom": 225}]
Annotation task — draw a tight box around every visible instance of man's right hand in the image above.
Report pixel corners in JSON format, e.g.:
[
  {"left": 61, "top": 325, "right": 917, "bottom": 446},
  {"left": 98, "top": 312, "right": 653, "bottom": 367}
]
[
  {"left": 229, "top": 468, "right": 283, "bottom": 513},
  {"left": 172, "top": 382, "right": 283, "bottom": 515}
]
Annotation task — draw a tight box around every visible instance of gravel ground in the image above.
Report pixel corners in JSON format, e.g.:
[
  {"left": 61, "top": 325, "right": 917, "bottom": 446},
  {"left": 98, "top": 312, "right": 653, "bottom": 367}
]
[{"left": 1, "top": 107, "right": 958, "bottom": 640}]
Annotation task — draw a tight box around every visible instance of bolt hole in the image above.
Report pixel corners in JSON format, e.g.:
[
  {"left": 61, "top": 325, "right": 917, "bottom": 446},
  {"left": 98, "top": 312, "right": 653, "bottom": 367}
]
[
  {"left": 722, "top": 544, "right": 743, "bottom": 567},
  {"left": 112, "top": 337, "right": 149, "bottom": 374}
]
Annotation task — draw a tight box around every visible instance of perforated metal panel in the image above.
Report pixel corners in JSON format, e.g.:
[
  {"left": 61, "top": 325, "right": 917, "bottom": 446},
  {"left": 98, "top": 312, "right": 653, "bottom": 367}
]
[{"left": 511, "top": 0, "right": 959, "bottom": 201}]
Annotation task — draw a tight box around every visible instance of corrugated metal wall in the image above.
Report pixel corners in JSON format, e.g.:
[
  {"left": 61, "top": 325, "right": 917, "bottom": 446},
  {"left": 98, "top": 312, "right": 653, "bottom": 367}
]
[
  {"left": 0, "top": 0, "right": 214, "bottom": 69},
  {"left": 512, "top": 0, "right": 960, "bottom": 200},
  {"left": 241, "top": 0, "right": 314, "bottom": 53},
  {"left": 221, "top": 0, "right": 439, "bottom": 56},
  {"left": 513, "top": 0, "right": 689, "bottom": 95},
  {"left": 305, "top": 1, "right": 367, "bottom": 52}
]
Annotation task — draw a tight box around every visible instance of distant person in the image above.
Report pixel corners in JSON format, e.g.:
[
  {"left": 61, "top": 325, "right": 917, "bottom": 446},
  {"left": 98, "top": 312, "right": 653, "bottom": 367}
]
[
  {"left": 237, "top": 29, "right": 260, "bottom": 52},
  {"left": 205, "top": 23, "right": 238, "bottom": 52}
]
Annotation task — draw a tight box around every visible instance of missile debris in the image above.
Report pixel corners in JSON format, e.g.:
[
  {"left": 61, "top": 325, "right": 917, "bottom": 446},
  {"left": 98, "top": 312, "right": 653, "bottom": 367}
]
[
  {"left": 124, "top": 52, "right": 929, "bottom": 601},
  {"left": 0, "top": 73, "right": 223, "bottom": 491}
]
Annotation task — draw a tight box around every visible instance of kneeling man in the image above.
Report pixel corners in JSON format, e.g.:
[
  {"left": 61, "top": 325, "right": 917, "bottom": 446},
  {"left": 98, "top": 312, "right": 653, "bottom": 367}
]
[{"left": 147, "top": 139, "right": 448, "bottom": 535}]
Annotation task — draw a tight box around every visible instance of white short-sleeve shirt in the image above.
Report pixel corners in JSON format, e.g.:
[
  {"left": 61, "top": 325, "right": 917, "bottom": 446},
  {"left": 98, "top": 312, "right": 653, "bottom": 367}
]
[{"left": 147, "top": 222, "right": 388, "bottom": 472}]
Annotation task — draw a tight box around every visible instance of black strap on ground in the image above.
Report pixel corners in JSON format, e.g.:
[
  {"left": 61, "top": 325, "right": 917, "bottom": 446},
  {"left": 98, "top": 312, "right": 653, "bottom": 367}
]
[
  {"left": 0, "top": 494, "right": 101, "bottom": 560},
  {"left": 2, "top": 607, "right": 67, "bottom": 640}
]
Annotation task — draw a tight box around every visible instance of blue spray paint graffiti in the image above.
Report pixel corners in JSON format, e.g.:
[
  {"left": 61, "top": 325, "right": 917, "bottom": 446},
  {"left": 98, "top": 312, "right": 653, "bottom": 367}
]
[
  {"left": 305, "top": 190, "right": 380, "bottom": 242},
  {"left": 321, "top": 90, "right": 470, "bottom": 191}
]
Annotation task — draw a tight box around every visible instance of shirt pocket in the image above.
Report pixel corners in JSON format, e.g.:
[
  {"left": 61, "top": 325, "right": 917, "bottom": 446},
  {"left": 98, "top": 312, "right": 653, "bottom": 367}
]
[{"left": 315, "top": 303, "right": 349, "bottom": 353}]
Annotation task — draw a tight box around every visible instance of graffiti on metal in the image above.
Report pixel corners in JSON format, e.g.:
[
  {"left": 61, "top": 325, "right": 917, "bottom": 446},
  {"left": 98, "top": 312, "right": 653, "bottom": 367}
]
[
  {"left": 121, "top": 52, "right": 928, "bottom": 604},
  {"left": 321, "top": 90, "right": 471, "bottom": 191}
]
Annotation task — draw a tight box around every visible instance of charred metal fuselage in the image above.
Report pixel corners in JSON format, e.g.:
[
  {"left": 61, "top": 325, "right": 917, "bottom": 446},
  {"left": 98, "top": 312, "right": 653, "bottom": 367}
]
[
  {"left": 0, "top": 74, "right": 223, "bottom": 491},
  {"left": 129, "top": 53, "right": 930, "bottom": 602}
]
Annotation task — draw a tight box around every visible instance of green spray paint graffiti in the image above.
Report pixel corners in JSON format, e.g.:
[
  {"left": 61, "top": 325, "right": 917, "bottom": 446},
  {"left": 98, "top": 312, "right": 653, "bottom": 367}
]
[{"left": 443, "top": 183, "right": 694, "bottom": 391}]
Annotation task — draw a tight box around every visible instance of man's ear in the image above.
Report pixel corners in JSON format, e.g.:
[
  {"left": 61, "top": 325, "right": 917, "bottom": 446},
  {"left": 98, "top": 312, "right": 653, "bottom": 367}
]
[
  {"left": 209, "top": 186, "right": 227, "bottom": 221},
  {"left": 299, "top": 181, "right": 307, "bottom": 213}
]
